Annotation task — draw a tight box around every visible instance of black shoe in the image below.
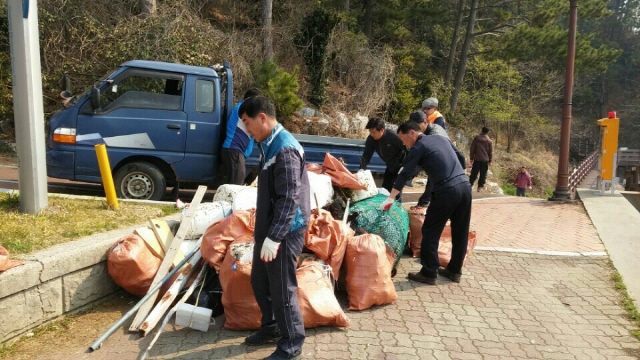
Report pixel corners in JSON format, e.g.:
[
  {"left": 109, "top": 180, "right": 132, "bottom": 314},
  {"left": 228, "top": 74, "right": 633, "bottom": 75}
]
[
  {"left": 245, "top": 327, "right": 281, "bottom": 346},
  {"left": 264, "top": 350, "right": 302, "bottom": 360},
  {"left": 438, "top": 267, "right": 461, "bottom": 283},
  {"left": 408, "top": 271, "right": 437, "bottom": 285}
]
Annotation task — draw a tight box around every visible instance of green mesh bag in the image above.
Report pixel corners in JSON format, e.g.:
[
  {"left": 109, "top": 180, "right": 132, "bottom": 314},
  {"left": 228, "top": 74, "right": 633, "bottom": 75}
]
[{"left": 348, "top": 194, "right": 409, "bottom": 268}]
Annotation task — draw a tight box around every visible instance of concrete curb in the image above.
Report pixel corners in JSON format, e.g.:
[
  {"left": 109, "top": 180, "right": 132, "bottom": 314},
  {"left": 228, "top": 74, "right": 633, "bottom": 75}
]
[{"left": 0, "top": 211, "right": 180, "bottom": 343}]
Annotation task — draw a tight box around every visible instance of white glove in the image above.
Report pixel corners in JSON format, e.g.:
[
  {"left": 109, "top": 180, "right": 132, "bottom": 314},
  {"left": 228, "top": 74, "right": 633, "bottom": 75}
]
[
  {"left": 260, "top": 237, "right": 280, "bottom": 262},
  {"left": 380, "top": 197, "right": 394, "bottom": 211}
]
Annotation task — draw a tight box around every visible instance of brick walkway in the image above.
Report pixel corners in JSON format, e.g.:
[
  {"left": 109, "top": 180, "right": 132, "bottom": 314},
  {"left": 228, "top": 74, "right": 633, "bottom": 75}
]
[
  {"left": 26, "top": 195, "right": 640, "bottom": 360},
  {"left": 470, "top": 197, "right": 605, "bottom": 253},
  {"left": 56, "top": 252, "right": 639, "bottom": 360}
]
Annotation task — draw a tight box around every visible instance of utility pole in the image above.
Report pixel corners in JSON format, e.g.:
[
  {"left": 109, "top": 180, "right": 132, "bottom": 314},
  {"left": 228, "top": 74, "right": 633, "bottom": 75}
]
[
  {"left": 550, "top": 0, "right": 578, "bottom": 201},
  {"left": 7, "top": 0, "right": 48, "bottom": 213}
]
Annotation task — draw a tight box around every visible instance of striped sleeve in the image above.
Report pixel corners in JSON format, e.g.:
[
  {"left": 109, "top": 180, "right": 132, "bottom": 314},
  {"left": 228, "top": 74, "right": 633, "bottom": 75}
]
[{"left": 268, "top": 147, "right": 303, "bottom": 241}]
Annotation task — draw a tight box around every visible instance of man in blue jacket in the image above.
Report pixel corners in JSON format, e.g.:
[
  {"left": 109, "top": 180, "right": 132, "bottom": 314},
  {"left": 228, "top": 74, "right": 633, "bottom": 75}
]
[
  {"left": 380, "top": 121, "right": 471, "bottom": 286},
  {"left": 239, "top": 96, "right": 310, "bottom": 360},
  {"left": 219, "top": 88, "right": 262, "bottom": 185}
]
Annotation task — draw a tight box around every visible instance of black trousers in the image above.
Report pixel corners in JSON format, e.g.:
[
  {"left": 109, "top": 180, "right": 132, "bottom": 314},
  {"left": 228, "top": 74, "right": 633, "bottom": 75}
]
[
  {"left": 420, "top": 181, "right": 472, "bottom": 276},
  {"left": 418, "top": 178, "right": 434, "bottom": 206},
  {"left": 382, "top": 168, "right": 402, "bottom": 201},
  {"left": 219, "top": 148, "right": 246, "bottom": 185},
  {"left": 251, "top": 229, "right": 305, "bottom": 358},
  {"left": 469, "top": 160, "right": 489, "bottom": 188}
]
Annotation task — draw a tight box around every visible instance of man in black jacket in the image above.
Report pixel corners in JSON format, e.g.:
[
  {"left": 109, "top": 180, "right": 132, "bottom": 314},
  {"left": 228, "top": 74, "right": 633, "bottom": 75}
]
[
  {"left": 380, "top": 121, "right": 471, "bottom": 286},
  {"left": 239, "top": 96, "right": 310, "bottom": 360},
  {"left": 360, "top": 117, "right": 407, "bottom": 199},
  {"left": 408, "top": 111, "right": 455, "bottom": 209}
]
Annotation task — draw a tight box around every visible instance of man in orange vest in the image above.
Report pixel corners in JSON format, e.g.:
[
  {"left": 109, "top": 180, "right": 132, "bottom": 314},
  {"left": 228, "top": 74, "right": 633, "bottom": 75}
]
[{"left": 421, "top": 97, "right": 447, "bottom": 132}]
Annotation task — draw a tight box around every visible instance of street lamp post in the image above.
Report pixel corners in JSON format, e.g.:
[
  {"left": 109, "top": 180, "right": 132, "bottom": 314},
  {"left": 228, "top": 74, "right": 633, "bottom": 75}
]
[
  {"left": 550, "top": 0, "right": 578, "bottom": 201},
  {"left": 7, "top": 0, "right": 48, "bottom": 213}
]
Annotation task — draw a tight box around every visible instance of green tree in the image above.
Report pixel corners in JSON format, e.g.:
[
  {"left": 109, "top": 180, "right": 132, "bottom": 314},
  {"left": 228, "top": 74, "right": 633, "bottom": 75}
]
[
  {"left": 294, "top": 7, "right": 339, "bottom": 107},
  {"left": 254, "top": 61, "right": 303, "bottom": 121}
]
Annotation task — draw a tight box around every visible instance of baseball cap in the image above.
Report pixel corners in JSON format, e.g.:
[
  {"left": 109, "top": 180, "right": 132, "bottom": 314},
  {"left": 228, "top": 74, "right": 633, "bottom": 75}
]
[
  {"left": 408, "top": 111, "right": 427, "bottom": 123},
  {"left": 421, "top": 97, "right": 438, "bottom": 109}
]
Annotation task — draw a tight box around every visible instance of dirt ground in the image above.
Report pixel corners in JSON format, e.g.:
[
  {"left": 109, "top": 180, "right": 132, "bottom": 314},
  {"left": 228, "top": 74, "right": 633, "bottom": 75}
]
[{"left": 0, "top": 292, "right": 137, "bottom": 359}]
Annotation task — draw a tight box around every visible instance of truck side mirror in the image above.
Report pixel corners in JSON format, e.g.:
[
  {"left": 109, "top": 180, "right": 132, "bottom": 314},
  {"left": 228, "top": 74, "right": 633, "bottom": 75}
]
[{"left": 90, "top": 86, "right": 101, "bottom": 110}]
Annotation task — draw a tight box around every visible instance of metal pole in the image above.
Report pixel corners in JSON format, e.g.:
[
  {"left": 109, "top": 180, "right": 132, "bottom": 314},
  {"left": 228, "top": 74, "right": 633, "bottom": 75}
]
[
  {"left": 550, "top": 0, "right": 578, "bottom": 201},
  {"left": 95, "top": 144, "right": 120, "bottom": 210},
  {"left": 7, "top": 0, "right": 48, "bottom": 213},
  {"left": 88, "top": 245, "right": 200, "bottom": 352}
]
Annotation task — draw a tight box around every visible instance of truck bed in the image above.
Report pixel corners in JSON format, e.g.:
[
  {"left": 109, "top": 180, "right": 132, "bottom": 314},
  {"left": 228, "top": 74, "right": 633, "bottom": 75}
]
[{"left": 245, "top": 134, "right": 386, "bottom": 175}]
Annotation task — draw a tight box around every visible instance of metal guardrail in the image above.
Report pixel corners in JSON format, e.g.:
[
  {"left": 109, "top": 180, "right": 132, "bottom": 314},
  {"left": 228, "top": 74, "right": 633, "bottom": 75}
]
[{"left": 568, "top": 150, "right": 598, "bottom": 192}]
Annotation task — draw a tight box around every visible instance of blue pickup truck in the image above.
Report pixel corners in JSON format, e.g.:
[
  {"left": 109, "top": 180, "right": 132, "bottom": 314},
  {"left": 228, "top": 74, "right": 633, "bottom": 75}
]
[{"left": 46, "top": 60, "right": 385, "bottom": 201}]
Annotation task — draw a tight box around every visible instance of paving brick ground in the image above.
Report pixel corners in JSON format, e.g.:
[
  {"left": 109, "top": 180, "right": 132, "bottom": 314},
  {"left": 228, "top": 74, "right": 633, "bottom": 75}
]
[
  {"left": 54, "top": 251, "right": 640, "bottom": 360},
  {"left": 470, "top": 197, "right": 605, "bottom": 253}
]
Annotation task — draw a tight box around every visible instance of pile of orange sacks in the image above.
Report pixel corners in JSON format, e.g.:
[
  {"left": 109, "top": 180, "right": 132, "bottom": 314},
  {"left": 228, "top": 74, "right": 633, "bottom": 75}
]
[{"left": 201, "top": 208, "right": 397, "bottom": 330}]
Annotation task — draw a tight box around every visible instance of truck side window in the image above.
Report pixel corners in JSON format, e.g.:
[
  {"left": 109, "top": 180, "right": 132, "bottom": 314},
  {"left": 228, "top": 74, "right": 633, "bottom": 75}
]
[
  {"left": 195, "top": 80, "right": 215, "bottom": 113},
  {"left": 100, "top": 74, "right": 183, "bottom": 112}
]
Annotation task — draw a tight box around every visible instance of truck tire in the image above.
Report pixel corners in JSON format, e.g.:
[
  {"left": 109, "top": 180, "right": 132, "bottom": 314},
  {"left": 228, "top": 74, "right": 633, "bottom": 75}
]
[{"left": 114, "top": 162, "right": 166, "bottom": 201}]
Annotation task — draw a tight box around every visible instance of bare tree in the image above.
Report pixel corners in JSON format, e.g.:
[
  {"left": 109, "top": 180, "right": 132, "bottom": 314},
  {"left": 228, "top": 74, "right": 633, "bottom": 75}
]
[
  {"left": 444, "top": 0, "right": 466, "bottom": 86},
  {"left": 262, "top": 0, "right": 274, "bottom": 62},
  {"left": 139, "top": 0, "right": 156, "bottom": 18},
  {"left": 450, "top": 0, "right": 478, "bottom": 114}
]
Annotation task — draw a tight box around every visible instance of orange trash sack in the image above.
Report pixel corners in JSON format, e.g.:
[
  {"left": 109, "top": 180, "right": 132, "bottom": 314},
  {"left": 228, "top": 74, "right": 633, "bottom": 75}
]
[
  {"left": 344, "top": 234, "right": 397, "bottom": 311},
  {"left": 321, "top": 153, "right": 367, "bottom": 190},
  {"left": 406, "top": 206, "right": 426, "bottom": 258},
  {"left": 107, "top": 233, "right": 161, "bottom": 298},
  {"left": 304, "top": 209, "right": 351, "bottom": 278},
  {"left": 0, "top": 245, "right": 23, "bottom": 272},
  {"left": 438, "top": 224, "right": 477, "bottom": 268},
  {"left": 296, "top": 254, "right": 350, "bottom": 328},
  {"left": 219, "top": 236, "right": 262, "bottom": 330},
  {"left": 201, "top": 209, "right": 256, "bottom": 272}
]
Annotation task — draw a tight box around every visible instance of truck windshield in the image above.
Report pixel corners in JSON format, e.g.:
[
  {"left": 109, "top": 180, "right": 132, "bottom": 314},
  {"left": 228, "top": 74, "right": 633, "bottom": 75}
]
[{"left": 70, "top": 68, "right": 119, "bottom": 105}]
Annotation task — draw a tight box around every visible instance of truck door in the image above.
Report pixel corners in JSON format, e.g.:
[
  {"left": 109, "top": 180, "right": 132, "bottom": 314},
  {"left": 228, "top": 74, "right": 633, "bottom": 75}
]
[
  {"left": 172, "top": 77, "right": 222, "bottom": 183},
  {"left": 74, "top": 69, "right": 187, "bottom": 182}
]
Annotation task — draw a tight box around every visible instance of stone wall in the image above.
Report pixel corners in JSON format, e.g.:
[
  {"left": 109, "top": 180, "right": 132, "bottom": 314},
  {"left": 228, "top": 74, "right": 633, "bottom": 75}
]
[{"left": 0, "top": 224, "right": 142, "bottom": 342}]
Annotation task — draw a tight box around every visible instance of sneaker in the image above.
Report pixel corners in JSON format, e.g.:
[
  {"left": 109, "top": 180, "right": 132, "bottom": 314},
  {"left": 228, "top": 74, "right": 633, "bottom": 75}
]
[
  {"left": 438, "top": 267, "right": 461, "bottom": 283},
  {"left": 408, "top": 271, "right": 437, "bottom": 285},
  {"left": 264, "top": 349, "right": 302, "bottom": 360},
  {"left": 245, "top": 327, "right": 281, "bottom": 346}
]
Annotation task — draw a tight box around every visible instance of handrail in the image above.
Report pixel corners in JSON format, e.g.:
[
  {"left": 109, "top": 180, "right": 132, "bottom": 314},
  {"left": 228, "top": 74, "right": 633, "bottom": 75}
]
[{"left": 568, "top": 150, "right": 598, "bottom": 192}]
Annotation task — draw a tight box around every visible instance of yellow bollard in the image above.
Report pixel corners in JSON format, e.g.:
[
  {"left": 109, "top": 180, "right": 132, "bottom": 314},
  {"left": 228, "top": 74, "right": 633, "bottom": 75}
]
[{"left": 95, "top": 144, "right": 120, "bottom": 210}]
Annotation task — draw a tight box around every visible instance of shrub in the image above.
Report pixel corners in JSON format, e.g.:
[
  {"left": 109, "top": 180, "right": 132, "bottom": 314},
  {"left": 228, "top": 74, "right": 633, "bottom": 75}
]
[
  {"left": 254, "top": 61, "right": 303, "bottom": 121},
  {"left": 386, "top": 55, "right": 419, "bottom": 124}
]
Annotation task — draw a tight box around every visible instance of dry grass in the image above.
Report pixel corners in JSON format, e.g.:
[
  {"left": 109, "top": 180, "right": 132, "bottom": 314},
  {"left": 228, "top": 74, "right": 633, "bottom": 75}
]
[{"left": 0, "top": 192, "right": 179, "bottom": 255}]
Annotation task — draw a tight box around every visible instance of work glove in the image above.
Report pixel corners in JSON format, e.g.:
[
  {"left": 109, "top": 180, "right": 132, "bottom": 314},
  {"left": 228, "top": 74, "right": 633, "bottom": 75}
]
[
  {"left": 260, "top": 237, "right": 280, "bottom": 262},
  {"left": 380, "top": 197, "right": 394, "bottom": 211}
]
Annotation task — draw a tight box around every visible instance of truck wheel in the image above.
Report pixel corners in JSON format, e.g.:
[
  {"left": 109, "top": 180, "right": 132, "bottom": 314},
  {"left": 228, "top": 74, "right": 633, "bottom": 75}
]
[{"left": 114, "top": 162, "right": 166, "bottom": 201}]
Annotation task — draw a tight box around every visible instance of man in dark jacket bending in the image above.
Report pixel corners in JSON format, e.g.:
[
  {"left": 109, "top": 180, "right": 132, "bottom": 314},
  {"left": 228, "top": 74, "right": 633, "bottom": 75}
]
[
  {"left": 380, "top": 121, "right": 471, "bottom": 285},
  {"left": 360, "top": 117, "right": 407, "bottom": 199},
  {"left": 239, "top": 96, "right": 310, "bottom": 360}
]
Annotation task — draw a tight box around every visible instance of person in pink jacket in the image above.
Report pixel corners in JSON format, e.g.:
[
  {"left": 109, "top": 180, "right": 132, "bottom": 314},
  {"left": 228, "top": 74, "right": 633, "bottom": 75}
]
[{"left": 514, "top": 166, "right": 532, "bottom": 196}]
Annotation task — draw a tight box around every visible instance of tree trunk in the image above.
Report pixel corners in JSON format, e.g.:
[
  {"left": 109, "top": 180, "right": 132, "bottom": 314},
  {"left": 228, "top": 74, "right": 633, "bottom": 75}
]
[
  {"left": 341, "top": 0, "right": 350, "bottom": 31},
  {"left": 450, "top": 0, "right": 478, "bottom": 114},
  {"left": 262, "top": 0, "right": 274, "bottom": 62},
  {"left": 363, "top": 0, "right": 374, "bottom": 39},
  {"left": 445, "top": 0, "right": 466, "bottom": 86},
  {"left": 139, "top": 0, "right": 156, "bottom": 18}
]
